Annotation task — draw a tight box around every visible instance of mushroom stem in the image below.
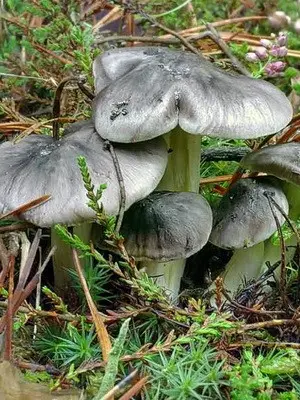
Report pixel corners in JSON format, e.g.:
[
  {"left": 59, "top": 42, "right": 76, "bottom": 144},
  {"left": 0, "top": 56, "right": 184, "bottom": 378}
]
[
  {"left": 140, "top": 259, "right": 186, "bottom": 301},
  {"left": 213, "top": 242, "right": 265, "bottom": 297},
  {"left": 261, "top": 181, "right": 300, "bottom": 281},
  {"left": 51, "top": 223, "right": 92, "bottom": 293},
  {"left": 157, "top": 127, "right": 201, "bottom": 193},
  {"left": 140, "top": 128, "right": 201, "bottom": 299},
  {"left": 211, "top": 183, "right": 300, "bottom": 301}
]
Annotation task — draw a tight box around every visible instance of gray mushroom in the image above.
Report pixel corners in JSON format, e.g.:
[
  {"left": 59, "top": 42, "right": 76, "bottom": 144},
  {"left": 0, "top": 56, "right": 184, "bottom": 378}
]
[
  {"left": 240, "top": 141, "right": 300, "bottom": 226},
  {"left": 93, "top": 47, "right": 292, "bottom": 141},
  {"left": 240, "top": 142, "right": 300, "bottom": 186},
  {"left": 92, "top": 46, "right": 292, "bottom": 194},
  {"left": 0, "top": 120, "right": 168, "bottom": 227},
  {"left": 239, "top": 143, "right": 300, "bottom": 287},
  {"left": 210, "top": 177, "right": 289, "bottom": 250},
  {"left": 119, "top": 191, "right": 213, "bottom": 299},
  {"left": 209, "top": 177, "right": 289, "bottom": 296}
]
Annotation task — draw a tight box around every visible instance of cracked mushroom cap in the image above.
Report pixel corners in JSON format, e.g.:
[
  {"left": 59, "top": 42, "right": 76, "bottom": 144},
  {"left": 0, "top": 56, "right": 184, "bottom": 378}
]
[
  {"left": 93, "top": 46, "right": 292, "bottom": 143},
  {"left": 0, "top": 121, "right": 168, "bottom": 227},
  {"left": 120, "top": 191, "right": 213, "bottom": 261},
  {"left": 240, "top": 142, "right": 300, "bottom": 185},
  {"left": 209, "top": 177, "right": 289, "bottom": 250}
]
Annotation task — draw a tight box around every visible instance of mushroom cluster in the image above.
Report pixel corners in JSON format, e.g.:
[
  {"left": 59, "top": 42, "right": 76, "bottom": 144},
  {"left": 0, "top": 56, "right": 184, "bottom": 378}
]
[{"left": 0, "top": 46, "right": 293, "bottom": 299}]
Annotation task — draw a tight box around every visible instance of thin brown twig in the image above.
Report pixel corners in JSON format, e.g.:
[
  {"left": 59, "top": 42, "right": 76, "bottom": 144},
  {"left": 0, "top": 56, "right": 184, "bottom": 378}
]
[
  {"left": 114, "top": 1, "right": 202, "bottom": 56},
  {"left": 204, "top": 23, "right": 251, "bottom": 76},
  {"left": 229, "top": 340, "right": 300, "bottom": 350},
  {"left": 0, "top": 300, "right": 150, "bottom": 325},
  {"left": 77, "top": 82, "right": 94, "bottom": 101},
  {"left": 72, "top": 248, "right": 112, "bottom": 362},
  {"left": 4, "top": 255, "right": 14, "bottom": 361},
  {"left": 222, "top": 290, "right": 285, "bottom": 316},
  {"left": 94, "top": 34, "right": 179, "bottom": 45},
  {"left": 14, "top": 360, "right": 61, "bottom": 375},
  {"left": 0, "top": 223, "right": 33, "bottom": 233},
  {"left": 265, "top": 193, "right": 287, "bottom": 306},
  {"left": 161, "top": 16, "right": 268, "bottom": 37},
  {"left": 52, "top": 77, "right": 77, "bottom": 140},
  {"left": 0, "top": 195, "right": 51, "bottom": 220},
  {"left": 236, "top": 318, "right": 300, "bottom": 333},
  {"left": 199, "top": 172, "right": 267, "bottom": 185},
  {"left": 103, "top": 141, "right": 126, "bottom": 234},
  {"left": 52, "top": 76, "right": 93, "bottom": 139},
  {"left": 0, "top": 237, "right": 9, "bottom": 286},
  {"left": 0, "top": 244, "right": 56, "bottom": 333},
  {"left": 100, "top": 369, "right": 139, "bottom": 400},
  {"left": 118, "top": 376, "right": 148, "bottom": 400},
  {"left": 15, "top": 230, "right": 42, "bottom": 295}
]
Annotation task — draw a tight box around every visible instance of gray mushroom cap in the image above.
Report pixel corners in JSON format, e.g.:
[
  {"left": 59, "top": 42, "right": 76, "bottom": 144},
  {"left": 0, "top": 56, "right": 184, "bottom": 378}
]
[
  {"left": 209, "top": 177, "right": 289, "bottom": 250},
  {"left": 120, "top": 191, "right": 213, "bottom": 261},
  {"left": 0, "top": 121, "right": 168, "bottom": 227},
  {"left": 240, "top": 142, "right": 300, "bottom": 185},
  {"left": 93, "top": 46, "right": 292, "bottom": 143}
]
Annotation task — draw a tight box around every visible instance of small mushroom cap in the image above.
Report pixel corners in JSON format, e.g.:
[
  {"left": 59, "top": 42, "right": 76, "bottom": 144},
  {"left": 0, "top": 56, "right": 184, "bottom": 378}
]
[
  {"left": 120, "top": 191, "right": 213, "bottom": 261},
  {"left": 0, "top": 121, "right": 168, "bottom": 227},
  {"left": 240, "top": 142, "right": 300, "bottom": 185},
  {"left": 209, "top": 177, "right": 289, "bottom": 250},
  {"left": 93, "top": 47, "right": 292, "bottom": 143}
]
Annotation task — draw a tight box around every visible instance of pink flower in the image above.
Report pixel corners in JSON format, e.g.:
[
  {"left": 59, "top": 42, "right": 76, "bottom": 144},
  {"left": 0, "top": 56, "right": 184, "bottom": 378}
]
[
  {"left": 255, "top": 47, "right": 268, "bottom": 60},
  {"left": 245, "top": 52, "right": 259, "bottom": 62},
  {"left": 264, "top": 61, "right": 286, "bottom": 77},
  {"left": 276, "top": 32, "right": 288, "bottom": 46},
  {"left": 260, "top": 39, "right": 273, "bottom": 49},
  {"left": 269, "top": 45, "right": 288, "bottom": 57}
]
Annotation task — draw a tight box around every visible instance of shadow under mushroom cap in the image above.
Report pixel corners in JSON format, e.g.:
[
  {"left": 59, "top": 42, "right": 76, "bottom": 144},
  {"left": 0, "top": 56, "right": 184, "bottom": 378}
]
[
  {"left": 120, "top": 191, "right": 213, "bottom": 261},
  {"left": 240, "top": 142, "right": 300, "bottom": 186},
  {"left": 0, "top": 121, "right": 168, "bottom": 227},
  {"left": 93, "top": 47, "right": 292, "bottom": 143},
  {"left": 209, "top": 177, "right": 289, "bottom": 250}
]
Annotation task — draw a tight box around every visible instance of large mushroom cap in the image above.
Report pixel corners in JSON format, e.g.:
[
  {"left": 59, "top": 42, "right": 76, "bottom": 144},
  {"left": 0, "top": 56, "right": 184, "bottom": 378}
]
[
  {"left": 209, "top": 177, "right": 289, "bottom": 250},
  {"left": 240, "top": 142, "right": 300, "bottom": 185},
  {"left": 0, "top": 121, "right": 168, "bottom": 227},
  {"left": 120, "top": 191, "right": 213, "bottom": 261},
  {"left": 93, "top": 47, "right": 292, "bottom": 143}
]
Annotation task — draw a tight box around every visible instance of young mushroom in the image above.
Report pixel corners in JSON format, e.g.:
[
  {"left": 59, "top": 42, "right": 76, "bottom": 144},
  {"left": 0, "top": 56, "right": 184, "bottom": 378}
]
[
  {"left": 92, "top": 46, "right": 293, "bottom": 292},
  {"left": 240, "top": 142, "right": 300, "bottom": 281},
  {"left": 120, "top": 191, "right": 213, "bottom": 300},
  {"left": 209, "top": 177, "right": 289, "bottom": 296},
  {"left": 0, "top": 120, "right": 168, "bottom": 290}
]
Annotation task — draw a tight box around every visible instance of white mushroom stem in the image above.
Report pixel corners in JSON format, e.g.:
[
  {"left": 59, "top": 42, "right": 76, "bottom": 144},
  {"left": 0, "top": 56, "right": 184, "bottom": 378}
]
[
  {"left": 140, "top": 259, "right": 186, "bottom": 302},
  {"left": 157, "top": 127, "right": 202, "bottom": 193},
  {"left": 139, "top": 127, "right": 202, "bottom": 299},
  {"left": 211, "top": 181, "right": 300, "bottom": 302},
  {"left": 210, "top": 243, "right": 265, "bottom": 299},
  {"left": 260, "top": 182, "right": 300, "bottom": 281},
  {"left": 51, "top": 223, "right": 92, "bottom": 292}
]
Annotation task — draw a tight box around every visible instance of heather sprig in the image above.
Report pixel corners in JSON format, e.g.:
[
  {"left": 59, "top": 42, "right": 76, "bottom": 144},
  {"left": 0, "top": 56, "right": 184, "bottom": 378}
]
[{"left": 245, "top": 32, "right": 288, "bottom": 78}]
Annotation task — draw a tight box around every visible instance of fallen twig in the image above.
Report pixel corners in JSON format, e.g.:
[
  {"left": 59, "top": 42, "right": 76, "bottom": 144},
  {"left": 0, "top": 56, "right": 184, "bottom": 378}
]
[
  {"left": 100, "top": 369, "right": 139, "bottom": 400},
  {"left": 199, "top": 172, "right": 267, "bottom": 185},
  {"left": 229, "top": 340, "right": 300, "bottom": 350},
  {"left": 4, "top": 255, "right": 15, "bottom": 361},
  {"left": 118, "top": 376, "right": 148, "bottom": 400},
  {"left": 103, "top": 141, "right": 126, "bottom": 234},
  {"left": 72, "top": 248, "right": 112, "bottom": 362}
]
